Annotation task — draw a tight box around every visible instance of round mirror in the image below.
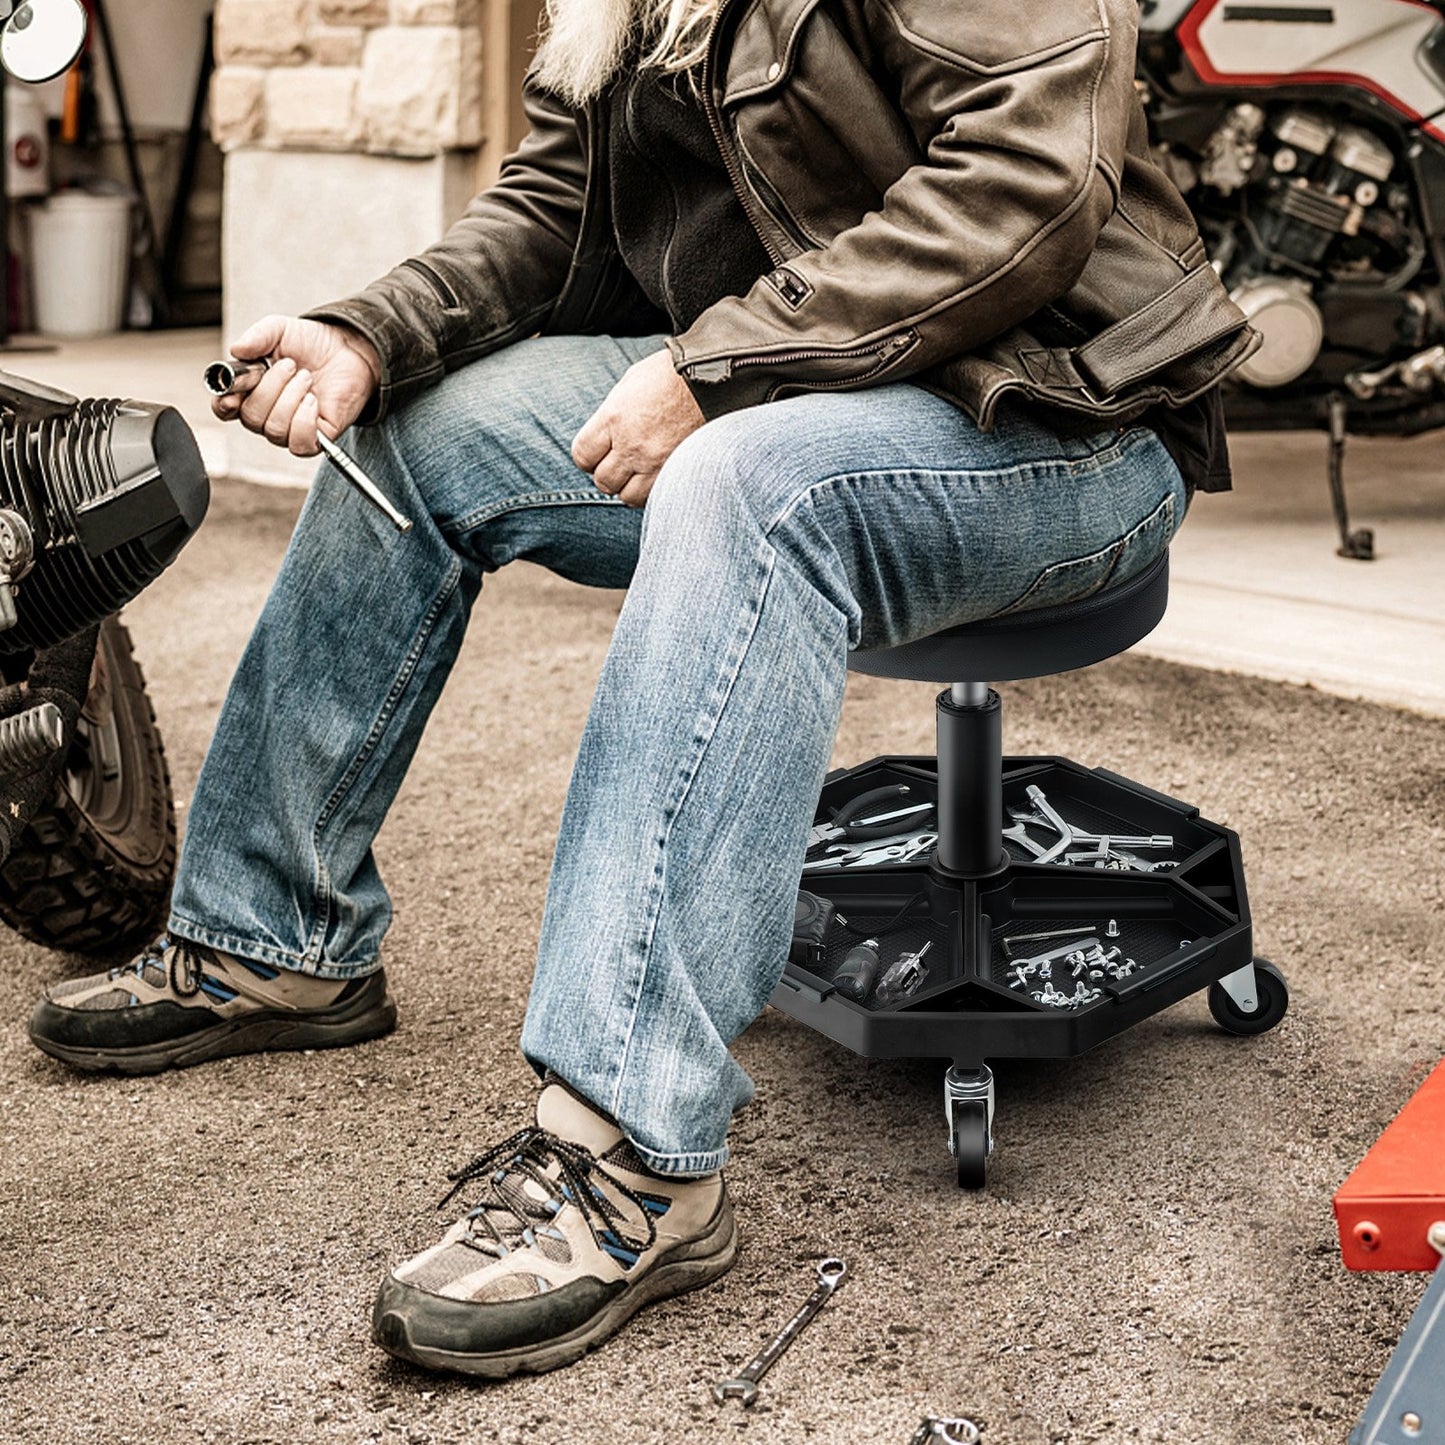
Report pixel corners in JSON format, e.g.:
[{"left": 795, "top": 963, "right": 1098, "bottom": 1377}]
[{"left": 1, "top": 0, "right": 88, "bottom": 84}]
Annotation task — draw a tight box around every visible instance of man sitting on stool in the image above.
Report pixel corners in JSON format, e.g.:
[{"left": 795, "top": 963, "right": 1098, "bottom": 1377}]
[{"left": 28, "top": 0, "right": 1252, "bottom": 1376}]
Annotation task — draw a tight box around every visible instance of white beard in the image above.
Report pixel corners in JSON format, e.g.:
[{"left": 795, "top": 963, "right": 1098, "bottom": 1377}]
[{"left": 532, "top": 0, "right": 644, "bottom": 105}]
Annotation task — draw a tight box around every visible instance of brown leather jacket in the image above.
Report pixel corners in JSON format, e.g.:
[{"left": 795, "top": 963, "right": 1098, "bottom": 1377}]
[{"left": 309, "top": 0, "right": 1258, "bottom": 429}]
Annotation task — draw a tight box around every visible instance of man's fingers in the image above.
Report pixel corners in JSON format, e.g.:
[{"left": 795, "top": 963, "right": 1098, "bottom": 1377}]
[
  {"left": 231, "top": 315, "right": 288, "bottom": 362},
  {"left": 211, "top": 393, "right": 241, "bottom": 423},
  {"left": 618, "top": 472, "right": 657, "bottom": 509},
  {"left": 572, "top": 412, "right": 612, "bottom": 473},
  {"left": 592, "top": 452, "right": 633, "bottom": 495},
  {"left": 289, "top": 394, "right": 322, "bottom": 458},
  {"left": 239, "top": 357, "right": 297, "bottom": 435},
  {"left": 263, "top": 368, "right": 314, "bottom": 448}
]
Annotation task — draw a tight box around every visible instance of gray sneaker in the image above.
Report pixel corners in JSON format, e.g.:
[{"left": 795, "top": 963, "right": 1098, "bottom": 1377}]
[
  {"left": 372, "top": 1079, "right": 737, "bottom": 1378},
  {"left": 28, "top": 934, "right": 396, "bottom": 1074}
]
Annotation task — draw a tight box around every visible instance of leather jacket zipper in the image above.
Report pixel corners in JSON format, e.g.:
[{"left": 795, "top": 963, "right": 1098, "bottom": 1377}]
[
  {"left": 402, "top": 258, "right": 459, "bottom": 310},
  {"left": 738, "top": 149, "right": 815, "bottom": 257},
  {"left": 701, "top": 0, "right": 787, "bottom": 268},
  {"left": 733, "top": 333, "right": 914, "bottom": 368},
  {"left": 689, "top": 330, "right": 916, "bottom": 383},
  {"left": 688, "top": 12, "right": 917, "bottom": 388}
]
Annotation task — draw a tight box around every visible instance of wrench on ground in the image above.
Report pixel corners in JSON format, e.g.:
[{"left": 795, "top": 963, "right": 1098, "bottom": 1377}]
[{"left": 712, "top": 1257, "right": 847, "bottom": 1406}]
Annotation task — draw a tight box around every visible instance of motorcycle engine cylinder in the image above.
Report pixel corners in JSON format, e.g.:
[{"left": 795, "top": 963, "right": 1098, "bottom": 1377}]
[{"left": 0, "top": 399, "right": 209, "bottom": 652}]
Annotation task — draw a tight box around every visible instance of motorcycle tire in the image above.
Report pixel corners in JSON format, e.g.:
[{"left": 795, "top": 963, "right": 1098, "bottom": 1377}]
[{"left": 0, "top": 616, "right": 175, "bottom": 953}]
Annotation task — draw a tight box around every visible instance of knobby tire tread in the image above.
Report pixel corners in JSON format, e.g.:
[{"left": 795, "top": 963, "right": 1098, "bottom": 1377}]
[{"left": 0, "top": 618, "right": 175, "bottom": 953}]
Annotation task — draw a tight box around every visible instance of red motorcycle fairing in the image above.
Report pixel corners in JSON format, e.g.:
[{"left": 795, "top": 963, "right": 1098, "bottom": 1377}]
[{"left": 1177, "top": 0, "right": 1445, "bottom": 142}]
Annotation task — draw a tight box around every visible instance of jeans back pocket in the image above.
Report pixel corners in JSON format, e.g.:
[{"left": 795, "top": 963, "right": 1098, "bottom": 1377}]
[{"left": 987, "top": 491, "right": 1177, "bottom": 620}]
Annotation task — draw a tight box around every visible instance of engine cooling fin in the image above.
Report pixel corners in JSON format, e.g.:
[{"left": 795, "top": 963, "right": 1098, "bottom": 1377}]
[{"left": 0, "top": 398, "right": 209, "bottom": 653}]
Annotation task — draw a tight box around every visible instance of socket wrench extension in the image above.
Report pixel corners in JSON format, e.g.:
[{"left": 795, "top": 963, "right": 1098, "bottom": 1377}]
[{"left": 204, "top": 358, "right": 413, "bottom": 533}]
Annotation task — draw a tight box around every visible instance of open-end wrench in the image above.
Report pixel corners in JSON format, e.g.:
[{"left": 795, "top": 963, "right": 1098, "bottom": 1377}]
[
  {"left": 837, "top": 832, "right": 937, "bottom": 868},
  {"left": 712, "top": 1257, "right": 847, "bottom": 1406},
  {"left": 1002, "top": 821, "right": 1048, "bottom": 858},
  {"left": 910, "top": 1417, "right": 983, "bottom": 1445}
]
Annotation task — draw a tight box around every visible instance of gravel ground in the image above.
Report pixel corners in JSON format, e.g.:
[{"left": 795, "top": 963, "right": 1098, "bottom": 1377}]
[{"left": 1, "top": 480, "right": 1441, "bottom": 1445}]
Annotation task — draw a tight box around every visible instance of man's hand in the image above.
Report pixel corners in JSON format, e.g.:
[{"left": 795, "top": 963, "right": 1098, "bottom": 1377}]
[
  {"left": 572, "top": 349, "right": 706, "bottom": 508},
  {"left": 212, "top": 315, "right": 383, "bottom": 457}
]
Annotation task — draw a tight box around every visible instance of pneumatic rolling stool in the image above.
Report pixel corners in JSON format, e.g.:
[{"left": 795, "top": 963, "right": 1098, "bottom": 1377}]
[{"left": 774, "top": 552, "right": 1287, "bottom": 1188}]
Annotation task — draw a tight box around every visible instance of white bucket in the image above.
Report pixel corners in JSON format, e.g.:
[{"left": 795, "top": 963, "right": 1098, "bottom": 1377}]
[{"left": 28, "top": 192, "right": 133, "bottom": 338}]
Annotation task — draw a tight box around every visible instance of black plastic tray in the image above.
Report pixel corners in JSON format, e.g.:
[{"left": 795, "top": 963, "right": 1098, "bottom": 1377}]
[{"left": 772, "top": 755, "right": 1253, "bottom": 1066}]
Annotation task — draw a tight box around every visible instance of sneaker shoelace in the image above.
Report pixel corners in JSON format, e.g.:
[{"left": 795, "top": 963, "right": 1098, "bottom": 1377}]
[
  {"left": 439, "top": 1127, "right": 658, "bottom": 1262},
  {"left": 111, "top": 936, "right": 204, "bottom": 999}
]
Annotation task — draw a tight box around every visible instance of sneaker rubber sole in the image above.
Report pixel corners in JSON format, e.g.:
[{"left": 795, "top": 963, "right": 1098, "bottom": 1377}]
[
  {"left": 371, "top": 1192, "right": 738, "bottom": 1378},
  {"left": 27, "top": 974, "right": 397, "bottom": 1075}
]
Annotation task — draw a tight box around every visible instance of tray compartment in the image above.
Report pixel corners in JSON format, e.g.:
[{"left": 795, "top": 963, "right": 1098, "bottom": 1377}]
[{"left": 1000, "top": 760, "right": 1218, "bottom": 872}]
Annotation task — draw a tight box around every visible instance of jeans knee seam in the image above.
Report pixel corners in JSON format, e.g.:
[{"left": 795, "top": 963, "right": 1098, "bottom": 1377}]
[
  {"left": 305, "top": 552, "right": 465, "bottom": 961},
  {"left": 443, "top": 489, "right": 625, "bottom": 542},
  {"left": 606, "top": 543, "right": 779, "bottom": 1119}
]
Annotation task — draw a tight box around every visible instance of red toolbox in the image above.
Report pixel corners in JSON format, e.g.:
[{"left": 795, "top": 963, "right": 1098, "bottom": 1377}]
[
  {"left": 1333, "top": 1060, "right": 1445, "bottom": 1444},
  {"left": 1336, "top": 1060, "right": 1445, "bottom": 1273}
]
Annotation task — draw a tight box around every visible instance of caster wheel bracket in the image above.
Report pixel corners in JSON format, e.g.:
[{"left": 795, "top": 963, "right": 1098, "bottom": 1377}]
[
  {"left": 1216, "top": 961, "right": 1259, "bottom": 1015},
  {"left": 946, "top": 1064, "right": 994, "bottom": 1188}
]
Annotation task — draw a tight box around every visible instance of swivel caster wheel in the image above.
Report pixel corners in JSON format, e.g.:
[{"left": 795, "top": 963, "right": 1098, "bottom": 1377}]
[
  {"left": 1208, "top": 957, "right": 1288, "bottom": 1036},
  {"left": 950, "top": 1101, "right": 989, "bottom": 1189},
  {"left": 945, "top": 1064, "right": 993, "bottom": 1190}
]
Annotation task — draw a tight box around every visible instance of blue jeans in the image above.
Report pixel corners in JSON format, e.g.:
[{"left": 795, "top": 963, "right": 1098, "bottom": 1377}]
[{"left": 169, "top": 333, "right": 1186, "bottom": 1175}]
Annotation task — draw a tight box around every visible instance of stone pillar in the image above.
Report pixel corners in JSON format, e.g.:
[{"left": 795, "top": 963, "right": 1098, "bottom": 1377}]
[{"left": 210, "top": 0, "right": 489, "bottom": 483}]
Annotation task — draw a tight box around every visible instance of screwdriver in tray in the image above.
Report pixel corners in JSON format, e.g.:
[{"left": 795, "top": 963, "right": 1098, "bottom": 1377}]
[{"left": 203, "top": 358, "right": 413, "bottom": 534}]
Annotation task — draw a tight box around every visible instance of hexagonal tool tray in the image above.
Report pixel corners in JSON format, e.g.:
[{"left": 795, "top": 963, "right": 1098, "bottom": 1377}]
[{"left": 775, "top": 755, "right": 1254, "bottom": 1065}]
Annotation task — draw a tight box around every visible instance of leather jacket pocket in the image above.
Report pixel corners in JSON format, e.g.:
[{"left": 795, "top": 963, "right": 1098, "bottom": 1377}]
[{"left": 985, "top": 489, "right": 1176, "bottom": 620}]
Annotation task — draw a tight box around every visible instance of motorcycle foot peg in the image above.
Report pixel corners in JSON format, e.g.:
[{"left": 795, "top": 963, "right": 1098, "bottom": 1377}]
[{"left": 0, "top": 701, "right": 67, "bottom": 774}]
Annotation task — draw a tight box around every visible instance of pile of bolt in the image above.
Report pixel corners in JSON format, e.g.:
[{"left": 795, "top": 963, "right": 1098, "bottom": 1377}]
[
  {"left": 1002, "top": 925, "right": 1143, "bottom": 1009},
  {"left": 1004, "top": 783, "right": 1176, "bottom": 871}
]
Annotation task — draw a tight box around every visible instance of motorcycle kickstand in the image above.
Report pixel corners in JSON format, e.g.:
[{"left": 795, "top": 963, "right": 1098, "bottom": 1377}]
[{"left": 1326, "top": 392, "right": 1375, "bottom": 562}]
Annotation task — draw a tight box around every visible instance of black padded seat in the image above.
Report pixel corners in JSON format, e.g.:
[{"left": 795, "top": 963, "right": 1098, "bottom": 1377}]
[{"left": 849, "top": 552, "right": 1169, "bottom": 684}]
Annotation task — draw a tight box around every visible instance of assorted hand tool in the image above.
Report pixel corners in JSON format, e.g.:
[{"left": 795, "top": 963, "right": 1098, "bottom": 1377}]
[
  {"left": 804, "top": 779, "right": 1181, "bottom": 1010},
  {"left": 873, "top": 940, "right": 932, "bottom": 1007},
  {"left": 203, "top": 358, "right": 414, "bottom": 534},
  {"left": 832, "top": 937, "right": 882, "bottom": 1002},
  {"left": 806, "top": 780, "right": 1172, "bottom": 873},
  {"left": 804, "top": 830, "right": 938, "bottom": 872},
  {"left": 1000, "top": 925, "right": 1097, "bottom": 960},
  {"left": 712, "top": 1257, "right": 847, "bottom": 1407},
  {"left": 1005, "top": 784, "right": 1175, "bottom": 871},
  {"left": 790, "top": 890, "right": 838, "bottom": 970},
  {"left": 803, "top": 785, "right": 937, "bottom": 871},
  {"left": 909, "top": 1417, "right": 982, "bottom": 1444}
]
